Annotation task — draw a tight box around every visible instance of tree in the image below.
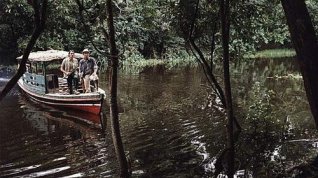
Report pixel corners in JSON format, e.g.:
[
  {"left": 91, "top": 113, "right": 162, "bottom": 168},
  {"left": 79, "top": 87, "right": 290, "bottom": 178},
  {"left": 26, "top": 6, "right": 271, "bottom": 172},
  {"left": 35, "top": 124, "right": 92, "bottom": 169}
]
[
  {"left": 106, "top": 0, "right": 130, "bottom": 177},
  {"left": 280, "top": 0, "right": 318, "bottom": 128},
  {"left": 0, "top": 0, "right": 48, "bottom": 101},
  {"left": 220, "top": 0, "right": 235, "bottom": 177},
  {"left": 72, "top": 1, "right": 130, "bottom": 176},
  {"left": 181, "top": 1, "right": 239, "bottom": 176}
]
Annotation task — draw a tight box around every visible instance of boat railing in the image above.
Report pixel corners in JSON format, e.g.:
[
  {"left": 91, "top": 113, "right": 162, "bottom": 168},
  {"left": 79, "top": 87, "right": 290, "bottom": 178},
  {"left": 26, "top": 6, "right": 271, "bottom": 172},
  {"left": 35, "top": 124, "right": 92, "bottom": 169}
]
[{"left": 22, "top": 72, "right": 101, "bottom": 95}]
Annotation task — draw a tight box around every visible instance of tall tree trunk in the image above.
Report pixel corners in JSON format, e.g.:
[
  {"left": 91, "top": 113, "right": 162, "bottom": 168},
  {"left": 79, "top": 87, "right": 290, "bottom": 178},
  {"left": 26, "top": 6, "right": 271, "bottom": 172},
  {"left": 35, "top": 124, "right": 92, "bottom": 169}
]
[
  {"left": 0, "top": 0, "right": 47, "bottom": 101},
  {"left": 106, "top": 0, "right": 129, "bottom": 177},
  {"left": 220, "top": 0, "right": 235, "bottom": 177},
  {"left": 281, "top": 0, "right": 318, "bottom": 128}
]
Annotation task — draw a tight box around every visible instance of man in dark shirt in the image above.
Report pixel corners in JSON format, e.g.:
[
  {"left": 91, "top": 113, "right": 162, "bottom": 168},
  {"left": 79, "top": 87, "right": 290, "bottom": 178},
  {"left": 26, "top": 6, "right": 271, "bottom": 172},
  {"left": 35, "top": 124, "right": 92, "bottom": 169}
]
[{"left": 79, "top": 49, "right": 98, "bottom": 93}]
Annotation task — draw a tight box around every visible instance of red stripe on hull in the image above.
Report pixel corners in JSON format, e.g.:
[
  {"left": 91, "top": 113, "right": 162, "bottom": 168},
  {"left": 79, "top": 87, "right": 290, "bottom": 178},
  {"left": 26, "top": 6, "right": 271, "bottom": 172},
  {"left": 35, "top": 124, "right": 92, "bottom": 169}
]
[{"left": 64, "top": 105, "right": 101, "bottom": 115}]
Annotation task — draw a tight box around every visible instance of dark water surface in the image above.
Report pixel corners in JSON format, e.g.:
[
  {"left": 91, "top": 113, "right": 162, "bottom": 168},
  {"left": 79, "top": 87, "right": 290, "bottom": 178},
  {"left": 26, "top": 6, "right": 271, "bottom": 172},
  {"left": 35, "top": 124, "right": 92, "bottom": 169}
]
[{"left": 1, "top": 58, "right": 318, "bottom": 177}]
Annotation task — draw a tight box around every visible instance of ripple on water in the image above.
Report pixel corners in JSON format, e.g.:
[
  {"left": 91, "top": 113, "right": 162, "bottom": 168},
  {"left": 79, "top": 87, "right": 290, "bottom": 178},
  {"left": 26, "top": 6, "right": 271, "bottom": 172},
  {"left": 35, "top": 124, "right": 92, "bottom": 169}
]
[
  {"left": 0, "top": 129, "right": 116, "bottom": 177},
  {"left": 0, "top": 95, "right": 117, "bottom": 177},
  {"left": 120, "top": 106, "right": 218, "bottom": 176}
]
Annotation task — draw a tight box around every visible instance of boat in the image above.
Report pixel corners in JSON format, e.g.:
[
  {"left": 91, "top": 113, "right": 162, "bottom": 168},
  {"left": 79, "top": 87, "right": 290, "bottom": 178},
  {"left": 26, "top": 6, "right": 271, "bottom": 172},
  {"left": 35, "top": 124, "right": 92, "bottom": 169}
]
[{"left": 17, "top": 50, "right": 106, "bottom": 115}]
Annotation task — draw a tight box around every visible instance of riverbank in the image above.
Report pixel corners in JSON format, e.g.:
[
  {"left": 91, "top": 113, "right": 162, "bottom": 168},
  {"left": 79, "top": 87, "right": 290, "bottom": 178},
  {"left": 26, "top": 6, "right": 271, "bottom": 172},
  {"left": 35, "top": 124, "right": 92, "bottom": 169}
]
[
  {"left": 120, "top": 48, "right": 296, "bottom": 72},
  {"left": 0, "top": 49, "right": 297, "bottom": 75},
  {"left": 244, "top": 48, "right": 296, "bottom": 59}
]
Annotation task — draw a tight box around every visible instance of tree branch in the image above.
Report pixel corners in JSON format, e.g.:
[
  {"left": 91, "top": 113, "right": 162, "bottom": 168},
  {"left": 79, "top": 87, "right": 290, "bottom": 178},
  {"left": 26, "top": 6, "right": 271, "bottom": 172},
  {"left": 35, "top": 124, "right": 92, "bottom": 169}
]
[
  {"left": 189, "top": 39, "right": 227, "bottom": 106},
  {"left": 75, "top": 0, "right": 109, "bottom": 56},
  {"left": 188, "top": 0, "right": 227, "bottom": 107},
  {"left": 0, "top": 0, "right": 48, "bottom": 101}
]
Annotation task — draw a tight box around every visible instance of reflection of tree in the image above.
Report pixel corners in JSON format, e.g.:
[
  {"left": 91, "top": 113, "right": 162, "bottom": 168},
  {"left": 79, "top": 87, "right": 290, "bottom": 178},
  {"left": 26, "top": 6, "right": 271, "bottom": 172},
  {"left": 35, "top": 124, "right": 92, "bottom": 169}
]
[
  {"left": 235, "top": 82, "right": 283, "bottom": 177},
  {"left": 114, "top": 59, "right": 316, "bottom": 176},
  {"left": 230, "top": 60, "right": 316, "bottom": 176},
  {"left": 0, "top": 95, "right": 117, "bottom": 177},
  {"left": 231, "top": 58, "right": 308, "bottom": 119}
]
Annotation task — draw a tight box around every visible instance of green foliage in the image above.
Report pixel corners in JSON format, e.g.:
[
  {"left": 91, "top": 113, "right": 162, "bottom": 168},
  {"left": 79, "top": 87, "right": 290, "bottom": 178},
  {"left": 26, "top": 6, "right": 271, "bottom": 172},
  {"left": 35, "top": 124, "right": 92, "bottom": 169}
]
[
  {"left": 236, "top": 82, "right": 282, "bottom": 176},
  {"left": 231, "top": 1, "right": 291, "bottom": 53},
  {"left": 306, "top": 0, "right": 318, "bottom": 34},
  {"left": 0, "top": 0, "right": 33, "bottom": 53},
  {"left": 115, "top": 0, "right": 182, "bottom": 59},
  {"left": 173, "top": 0, "right": 295, "bottom": 60},
  {"left": 244, "top": 49, "right": 296, "bottom": 59},
  {"left": 0, "top": 0, "right": 87, "bottom": 54},
  {"left": 1, "top": 0, "right": 317, "bottom": 67},
  {"left": 176, "top": 0, "right": 221, "bottom": 54},
  {"left": 35, "top": 0, "right": 86, "bottom": 51},
  {"left": 164, "top": 49, "right": 196, "bottom": 69},
  {"left": 121, "top": 49, "right": 196, "bottom": 73},
  {"left": 245, "top": 82, "right": 277, "bottom": 129}
]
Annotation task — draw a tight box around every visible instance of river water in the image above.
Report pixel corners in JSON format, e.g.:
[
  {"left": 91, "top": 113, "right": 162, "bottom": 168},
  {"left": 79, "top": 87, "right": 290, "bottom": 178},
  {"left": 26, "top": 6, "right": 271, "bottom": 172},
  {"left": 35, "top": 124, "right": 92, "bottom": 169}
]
[{"left": 0, "top": 58, "right": 317, "bottom": 177}]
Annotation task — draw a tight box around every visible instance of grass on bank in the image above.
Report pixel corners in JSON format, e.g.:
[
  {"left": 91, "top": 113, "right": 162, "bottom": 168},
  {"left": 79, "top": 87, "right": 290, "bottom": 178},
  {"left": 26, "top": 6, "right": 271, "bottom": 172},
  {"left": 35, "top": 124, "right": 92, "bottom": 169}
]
[
  {"left": 121, "top": 48, "right": 296, "bottom": 72},
  {"left": 121, "top": 50, "right": 196, "bottom": 73},
  {"left": 244, "top": 48, "right": 296, "bottom": 59}
]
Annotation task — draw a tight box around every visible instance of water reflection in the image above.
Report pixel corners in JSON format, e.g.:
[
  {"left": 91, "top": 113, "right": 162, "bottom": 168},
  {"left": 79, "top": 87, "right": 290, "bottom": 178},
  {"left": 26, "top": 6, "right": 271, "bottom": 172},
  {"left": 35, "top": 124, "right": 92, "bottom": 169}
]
[
  {"left": 0, "top": 58, "right": 317, "bottom": 177},
  {"left": 117, "top": 58, "right": 317, "bottom": 177},
  {"left": 116, "top": 69, "right": 225, "bottom": 177},
  {"left": 231, "top": 58, "right": 317, "bottom": 177},
  {"left": 0, "top": 92, "right": 116, "bottom": 177}
]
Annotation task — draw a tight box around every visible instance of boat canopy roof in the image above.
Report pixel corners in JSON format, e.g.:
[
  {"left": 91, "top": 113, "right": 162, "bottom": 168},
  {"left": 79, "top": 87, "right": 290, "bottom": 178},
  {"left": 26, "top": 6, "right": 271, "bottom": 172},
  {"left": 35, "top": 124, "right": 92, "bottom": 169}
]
[{"left": 17, "top": 50, "right": 83, "bottom": 62}]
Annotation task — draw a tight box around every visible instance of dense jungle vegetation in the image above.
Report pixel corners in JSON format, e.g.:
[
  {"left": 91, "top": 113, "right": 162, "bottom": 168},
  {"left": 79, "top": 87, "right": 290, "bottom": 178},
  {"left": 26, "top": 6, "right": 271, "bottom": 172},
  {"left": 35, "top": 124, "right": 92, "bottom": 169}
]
[{"left": 1, "top": 0, "right": 317, "bottom": 66}]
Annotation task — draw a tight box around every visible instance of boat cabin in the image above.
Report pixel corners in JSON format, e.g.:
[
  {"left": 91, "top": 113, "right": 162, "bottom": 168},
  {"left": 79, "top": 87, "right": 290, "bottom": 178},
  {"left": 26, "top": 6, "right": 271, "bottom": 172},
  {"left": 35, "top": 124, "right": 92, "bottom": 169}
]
[{"left": 19, "top": 50, "right": 86, "bottom": 95}]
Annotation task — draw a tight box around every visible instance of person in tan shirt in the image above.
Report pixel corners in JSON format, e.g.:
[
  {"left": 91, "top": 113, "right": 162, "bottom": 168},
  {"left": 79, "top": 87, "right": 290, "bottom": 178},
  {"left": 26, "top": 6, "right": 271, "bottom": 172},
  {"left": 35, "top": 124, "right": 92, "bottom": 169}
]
[{"left": 60, "top": 50, "right": 79, "bottom": 94}]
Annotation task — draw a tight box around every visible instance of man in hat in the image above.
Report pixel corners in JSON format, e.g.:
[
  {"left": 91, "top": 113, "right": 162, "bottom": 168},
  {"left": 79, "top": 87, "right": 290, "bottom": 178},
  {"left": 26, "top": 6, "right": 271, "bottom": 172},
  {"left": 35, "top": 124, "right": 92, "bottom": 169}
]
[
  {"left": 79, "top": 49, "right": 98, "bottom": 93},
  {"left": 60, "top": 50, "right": 79, "bottom": 94}
]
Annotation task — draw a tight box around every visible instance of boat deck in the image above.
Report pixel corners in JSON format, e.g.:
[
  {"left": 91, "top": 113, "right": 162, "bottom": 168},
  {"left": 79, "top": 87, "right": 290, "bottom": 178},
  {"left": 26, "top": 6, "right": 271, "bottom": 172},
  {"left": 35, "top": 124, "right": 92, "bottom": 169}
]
[{"left": 49, "top": 77, "right": 100, "bottom": 96}]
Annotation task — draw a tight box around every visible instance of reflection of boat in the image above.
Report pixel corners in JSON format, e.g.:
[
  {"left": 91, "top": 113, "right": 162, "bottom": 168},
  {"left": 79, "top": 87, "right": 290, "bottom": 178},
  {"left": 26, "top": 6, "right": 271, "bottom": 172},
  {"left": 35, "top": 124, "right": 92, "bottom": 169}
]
[
  {"left": 19, "top": 94, "right": 104, "bottom": 129},
  {"left": 17, "top": 50, "right": 106, "bottom": 115}
]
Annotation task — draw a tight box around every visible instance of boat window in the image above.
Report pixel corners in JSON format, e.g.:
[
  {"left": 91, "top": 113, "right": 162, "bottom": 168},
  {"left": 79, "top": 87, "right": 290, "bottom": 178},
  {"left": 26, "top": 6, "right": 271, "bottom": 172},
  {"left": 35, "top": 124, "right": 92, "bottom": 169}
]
[
  {"left": 29, "top": 63, "right": 44, "bottom": 75},
  {"left": 26, "top": 64, "right": 31, "bottom": 73}
]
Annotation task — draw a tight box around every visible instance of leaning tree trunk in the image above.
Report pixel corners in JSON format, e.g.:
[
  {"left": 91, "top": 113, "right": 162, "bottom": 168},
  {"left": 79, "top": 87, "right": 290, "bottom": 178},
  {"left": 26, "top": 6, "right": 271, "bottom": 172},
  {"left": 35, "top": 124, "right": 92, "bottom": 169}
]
[
  {"left": 106, "top": 0, "right": 129, "bottom": 177},
  {"left": 281, "top": 0, "right": 318, "bottom": 128},
  {"left": 220, "top": 0, "right": 235, "bottom": 177},
  {"left": 0, "top": 0, "right": 47, "bottom": 101}
]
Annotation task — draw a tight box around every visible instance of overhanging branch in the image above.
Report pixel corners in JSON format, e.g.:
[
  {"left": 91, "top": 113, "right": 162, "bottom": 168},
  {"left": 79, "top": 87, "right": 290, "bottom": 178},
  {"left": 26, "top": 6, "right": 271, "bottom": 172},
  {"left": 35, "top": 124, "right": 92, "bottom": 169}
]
[{"left": 0, "top": 0, "right": 48, "bottom": 101}]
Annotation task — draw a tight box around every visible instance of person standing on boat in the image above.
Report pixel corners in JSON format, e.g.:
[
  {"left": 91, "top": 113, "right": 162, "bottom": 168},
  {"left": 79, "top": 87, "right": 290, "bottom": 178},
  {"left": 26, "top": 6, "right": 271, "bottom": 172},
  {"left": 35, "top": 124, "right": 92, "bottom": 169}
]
[
  {"left": 60, "top": 50, "right": 79, "bottom": 94},
  {"left": 79, "top": 49, "right": 98, "bottom": 93}
]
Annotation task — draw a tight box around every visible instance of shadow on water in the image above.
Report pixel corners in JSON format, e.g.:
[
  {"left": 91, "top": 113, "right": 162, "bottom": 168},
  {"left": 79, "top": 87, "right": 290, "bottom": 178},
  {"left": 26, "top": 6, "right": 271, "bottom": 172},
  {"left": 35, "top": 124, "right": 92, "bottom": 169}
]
[{"left": 1, "top": 57, "right": 318, "bottom": 177}]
